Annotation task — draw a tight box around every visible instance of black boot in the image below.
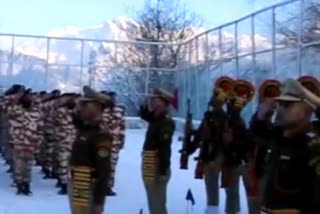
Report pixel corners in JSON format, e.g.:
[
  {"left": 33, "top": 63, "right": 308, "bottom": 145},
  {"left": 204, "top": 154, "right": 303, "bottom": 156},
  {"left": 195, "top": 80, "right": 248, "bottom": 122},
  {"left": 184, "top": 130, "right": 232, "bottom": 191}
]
[
  {"left": 58, "top": 184, "right": 67, "bottom": 195},
  {"left": 23, "top": 183, "right": 32, "bottom": 196},
  {"left": 6, "top": 166, "right": 13, "bottom": 173},
  {"left": 106, "top": 187, "right": 116, "bottom": 196},
  {"left": 55, "top": 179, "right": 62, "bottom": 188},
  {"left": 16, "top": 184, "right": 24, "bottom": 195},
  {"left": 43, "top": 169, "right": 52, "bottom": 179},
  {"left": 35, "top": 158, "right": 41, "bottom": 166},
  {"left": 52, "top": 170, "right": 58, "bottom": 179}
]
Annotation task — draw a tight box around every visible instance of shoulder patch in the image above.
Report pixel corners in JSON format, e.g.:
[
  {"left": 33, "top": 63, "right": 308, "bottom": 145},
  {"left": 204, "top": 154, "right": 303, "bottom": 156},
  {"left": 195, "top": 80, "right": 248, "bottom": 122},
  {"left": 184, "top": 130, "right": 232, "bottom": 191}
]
[
  {"left": 307, "top": 132, "right": 317, "bottom": 138},
  {"left": 316, "top": 163, "right": 320, "bottom": 176},
  {"left": 98, "top": 149, "right": 109, "bottom": 158}
]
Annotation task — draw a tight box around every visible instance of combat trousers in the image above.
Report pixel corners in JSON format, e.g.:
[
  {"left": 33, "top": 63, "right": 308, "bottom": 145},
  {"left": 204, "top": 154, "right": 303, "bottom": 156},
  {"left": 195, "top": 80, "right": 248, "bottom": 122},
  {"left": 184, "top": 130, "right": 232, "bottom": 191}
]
[
  {"left": 108, "top": 149, "right": 119, "bottom": 188},
  {"left": 5, "top": 142, "right": 14, "bottom": 167},
  {"left": 204, "top": 162, "right": 241, "bottom": 214},
  {"left": 57, "top": 146, "right": 72, "bottom": 184},
  {"left": 52, "top": 141, "right": 60, "bottom": 177},
  {"left": 13, "top": 147, "right": 34, "bottom": 184},
  {"left": 242, "top": 164, "right": 267, "bottom": 214},
  {"left": 142, "top": 169, "right": 170, "bottom": 214},
  {"left": 44, "top": 138, "right": 55, "bottom": 172}
]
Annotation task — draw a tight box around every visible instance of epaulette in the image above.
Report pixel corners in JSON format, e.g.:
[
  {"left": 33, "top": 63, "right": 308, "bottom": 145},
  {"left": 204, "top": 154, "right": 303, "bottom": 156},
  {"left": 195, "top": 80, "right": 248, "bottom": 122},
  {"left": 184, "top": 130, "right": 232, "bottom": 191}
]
[{"left": 307, "top": 131, "right": 317, "bottom": 139}]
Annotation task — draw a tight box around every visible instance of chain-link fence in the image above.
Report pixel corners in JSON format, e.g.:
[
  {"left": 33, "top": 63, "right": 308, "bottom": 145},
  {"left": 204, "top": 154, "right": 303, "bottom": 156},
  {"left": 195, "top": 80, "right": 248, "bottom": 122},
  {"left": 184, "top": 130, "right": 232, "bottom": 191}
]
[
  {"left": 0, "top": 0, "right": 319, "bottom": 118},
  {"left": 177, "top": 0, "right": 320, "bottom": 121},
  {"left": 0, "top": 34, "right": 179, "bottom": 115}
]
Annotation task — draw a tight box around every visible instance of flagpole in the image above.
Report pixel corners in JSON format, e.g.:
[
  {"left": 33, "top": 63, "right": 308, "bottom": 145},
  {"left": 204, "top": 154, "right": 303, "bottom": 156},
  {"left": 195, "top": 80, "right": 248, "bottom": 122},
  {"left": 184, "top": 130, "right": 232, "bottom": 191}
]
[{"left": 186, "top": 201, "right": 189, "bottom": 214}]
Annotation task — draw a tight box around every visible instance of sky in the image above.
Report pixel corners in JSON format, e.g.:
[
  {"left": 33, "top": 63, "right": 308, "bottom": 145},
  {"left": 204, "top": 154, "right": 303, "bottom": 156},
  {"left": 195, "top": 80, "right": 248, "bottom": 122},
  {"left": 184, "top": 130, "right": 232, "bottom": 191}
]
[{"left": 0, "top": 0, "right": 282, "bottom": 36}]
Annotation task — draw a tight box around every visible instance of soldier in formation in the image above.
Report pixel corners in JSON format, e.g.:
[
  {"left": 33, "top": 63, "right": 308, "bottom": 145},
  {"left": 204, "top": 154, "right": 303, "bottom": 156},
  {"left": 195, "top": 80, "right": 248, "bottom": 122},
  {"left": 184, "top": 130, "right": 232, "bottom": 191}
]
[
  {"left": 0, "top": 85, "right": 125, "bottom": 200},
  {"left": 0, "top": 75, "right": 320, "bottom": 214},
  {"left": 68, "top": 86, "right": 114, "bottom": 214},
  {"left": 139, "top": 88, "right": 175, "bottom": 214},
  {"left": 101, "top": 91, "right": 126, "bottom": 196}
]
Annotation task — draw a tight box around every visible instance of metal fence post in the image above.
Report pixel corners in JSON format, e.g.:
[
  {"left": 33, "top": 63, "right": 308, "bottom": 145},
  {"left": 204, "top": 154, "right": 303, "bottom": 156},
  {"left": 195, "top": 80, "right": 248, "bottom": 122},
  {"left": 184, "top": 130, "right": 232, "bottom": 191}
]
[
  {"left": 45, "top": 38, "right": 50, "bottom": 90},
  {"left": 298, "top": 0, "right": 304, "bottom": 77},
  {"left": 80, "top": 40, "right": 84, "bottom": 90},
  {"left": 235, "top": 22, "right": 239, "bottom": 78},
  {"left": 219, "top": 27, "right": 223, "bottom": 75},
  {"left": 205, "top": 33, "right": 210, "bottom": 104},
  {"left": 145, "top": 45, "right": 151, "bottom": 95},
  {"left": 272, "top": 7, "right": 277, "bottom": 78},
  {"left": 251, "top": 15, "right": 256, "bottom": 71},
  {"left": 8, "top": 35, "right": 15, "bottom": 87},
  {"left": 195, "top": 37, "right": 200, "bottom": 118}
]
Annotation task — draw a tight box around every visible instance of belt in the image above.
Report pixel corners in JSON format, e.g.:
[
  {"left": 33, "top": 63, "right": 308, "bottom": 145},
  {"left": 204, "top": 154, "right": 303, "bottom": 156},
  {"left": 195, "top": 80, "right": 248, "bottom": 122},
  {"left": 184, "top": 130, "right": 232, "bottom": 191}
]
[{"left": 261, "top": 209, "right": 301, "bottom": 214}]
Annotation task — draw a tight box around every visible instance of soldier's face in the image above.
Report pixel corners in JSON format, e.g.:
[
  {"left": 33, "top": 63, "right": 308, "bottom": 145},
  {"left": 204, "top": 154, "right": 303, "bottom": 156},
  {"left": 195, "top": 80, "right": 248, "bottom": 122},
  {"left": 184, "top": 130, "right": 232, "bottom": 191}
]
[
  {"left": 79, "top": 102, "right": 104, "bottom": 122},
  {"left": 150, "top": 97, "right": 167, "bottom": 113},
  {"left": 275, "top": 101, "right": 311, "bottom": 129}
]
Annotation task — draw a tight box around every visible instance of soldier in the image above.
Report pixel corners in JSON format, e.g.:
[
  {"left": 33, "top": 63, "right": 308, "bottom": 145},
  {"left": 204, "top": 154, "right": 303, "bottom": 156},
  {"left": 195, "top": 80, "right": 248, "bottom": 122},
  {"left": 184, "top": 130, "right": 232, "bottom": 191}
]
[
  {"left": 251, "top": 79, "right": 320, "bottom": 213},
  {"left": 245, "top": 79, "right": 282, "bottom": 214},
  {"left": 192, "top": 77, "right": 233, "bottom": 214},
  {"left": 297, "top": 76, "right": 320, "bottom": 135},
  {"left": 139, "top": 88, "right": 175, "bottom": 214},
  {"left": 54, "top": 93, "right": 78, "bottom": 194},
  {"left": 41, "top": 90, "right": 61, "bottom": 179},
  {"left": 101, "top": 91, "right": 126, "bottom": 196},
  {"left": 0, "top": 86, "right": 44, "bottom": 195},
  {"left": 0, "top": 85, "right": 25, "bottom": 176},
  {"left": 68, "top": 86, "right": 113, "bottom": 214},
  {"left": 221, "top": 79, "right": 255, "bottom": 214}
]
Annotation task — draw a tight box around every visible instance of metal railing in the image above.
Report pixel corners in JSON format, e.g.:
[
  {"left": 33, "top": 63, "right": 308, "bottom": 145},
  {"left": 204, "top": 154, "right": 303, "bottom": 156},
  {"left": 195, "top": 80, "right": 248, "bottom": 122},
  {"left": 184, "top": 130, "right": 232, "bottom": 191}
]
[
  {"left": 1, "top": 0, "right": 319, "bottom": 118},
  {"left": 176, "top": 0, "right": 320, "bottom": 120}
]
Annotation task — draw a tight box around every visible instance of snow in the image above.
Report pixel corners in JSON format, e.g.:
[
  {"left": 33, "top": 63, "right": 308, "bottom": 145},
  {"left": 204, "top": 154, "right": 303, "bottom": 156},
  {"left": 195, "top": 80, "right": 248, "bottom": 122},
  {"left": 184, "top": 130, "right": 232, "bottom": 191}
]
[{"left": 0, "top": 130, "right": 249, "bottom": 214}]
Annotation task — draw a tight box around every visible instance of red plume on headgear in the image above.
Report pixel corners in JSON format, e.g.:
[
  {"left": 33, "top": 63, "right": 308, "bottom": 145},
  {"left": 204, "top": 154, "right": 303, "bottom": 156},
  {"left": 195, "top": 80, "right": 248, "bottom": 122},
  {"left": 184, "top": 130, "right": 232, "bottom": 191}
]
[
  {"left": 171, "top": 88, "right": 179, "bottom": 111},
  {"left": 214, "top": 76, "right": 234, "bottom": 95},
  {"left": 298, "top": 76, "right": 320, "bottom": 97},
  {"left": 233, "top": 79, "right": 255, "bottom": 102},
  {"left": 259, "top": 79, "right": 282, "bottom": 102}
]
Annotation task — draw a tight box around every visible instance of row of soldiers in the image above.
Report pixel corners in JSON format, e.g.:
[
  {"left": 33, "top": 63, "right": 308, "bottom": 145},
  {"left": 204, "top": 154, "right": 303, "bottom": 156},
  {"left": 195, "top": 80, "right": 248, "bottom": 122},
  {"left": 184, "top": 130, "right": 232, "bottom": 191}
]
[
  {"left": 138, "top": 76, "right": 320, "bottom": 214},
  {"left": 0, "top": 85, "right": 125, "bottom": 198},
  {"left": 1, "top": 76, "right": 320, "bottom": 214}
]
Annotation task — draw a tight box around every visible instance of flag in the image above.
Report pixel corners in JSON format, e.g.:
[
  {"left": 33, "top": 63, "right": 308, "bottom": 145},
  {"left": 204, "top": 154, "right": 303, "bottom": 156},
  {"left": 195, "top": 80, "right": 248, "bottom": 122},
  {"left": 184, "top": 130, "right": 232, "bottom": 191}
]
[{"left": 185, "top": 189, "right": 195, "bottom": 206}]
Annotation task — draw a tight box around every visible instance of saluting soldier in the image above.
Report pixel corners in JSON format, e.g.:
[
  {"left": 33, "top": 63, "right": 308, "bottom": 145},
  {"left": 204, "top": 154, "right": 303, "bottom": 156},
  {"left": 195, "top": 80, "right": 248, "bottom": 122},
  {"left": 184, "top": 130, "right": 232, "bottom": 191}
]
[
  {"left": 221, "top": 79, "right": 255, "bottom": 214},
  {"left": 0, "top": 86, "right": 44, "bottom": 195},
  {"left": 42, "top": 90, "right": 61, "bottom": 179},
  {"left": 298, "top": 76, "right": 320, "bottom": 136},
  {"left": 101, "top": 91, "right": 126, "bottom": 196},
  {"left": 192, "top": 77, "right": 232, "bottom": 214},
  {"left": 139, "top": 88, "right": 175, "bottom": 214},
  {"left": 54, "top": 93, "right": 78, "bottom": 194},
  {"left": 68, "top": 86, "right": 113, "bottom": 214},
  {"left": 246, "top": 79, "right": 282, "bottom": 214},
  {"left": 251, "top": 79, "right": 320, "bottom": 214}
]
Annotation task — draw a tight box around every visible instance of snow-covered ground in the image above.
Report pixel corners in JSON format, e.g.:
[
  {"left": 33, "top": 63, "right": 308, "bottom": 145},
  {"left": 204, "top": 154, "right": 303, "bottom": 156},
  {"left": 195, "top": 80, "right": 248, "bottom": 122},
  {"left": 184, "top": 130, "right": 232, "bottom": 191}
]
[{"left": 0, "top": 130, "right": 249, "bottom": 214}]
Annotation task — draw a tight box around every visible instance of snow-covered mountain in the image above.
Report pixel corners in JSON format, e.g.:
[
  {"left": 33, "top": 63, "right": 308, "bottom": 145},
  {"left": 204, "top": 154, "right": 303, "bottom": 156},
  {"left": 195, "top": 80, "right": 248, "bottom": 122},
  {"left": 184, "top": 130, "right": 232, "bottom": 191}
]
[{"left": 0, "top": 16, "right": 273, "bottom": 95}]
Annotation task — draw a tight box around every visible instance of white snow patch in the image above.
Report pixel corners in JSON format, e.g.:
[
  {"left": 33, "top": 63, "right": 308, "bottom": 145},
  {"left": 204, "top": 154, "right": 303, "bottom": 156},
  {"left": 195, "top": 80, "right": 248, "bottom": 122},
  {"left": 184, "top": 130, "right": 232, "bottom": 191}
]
[{"left": 0, "top": 130, "right": 249, "bottom": 214}]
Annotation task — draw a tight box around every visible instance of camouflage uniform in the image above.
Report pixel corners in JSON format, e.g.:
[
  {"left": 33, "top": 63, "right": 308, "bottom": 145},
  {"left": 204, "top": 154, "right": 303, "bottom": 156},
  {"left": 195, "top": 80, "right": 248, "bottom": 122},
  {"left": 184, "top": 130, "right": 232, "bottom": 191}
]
[
  {"left": 0, "top": 95, "right": 44, "bottom": 191},
  {"left": 42, "top": 99, "right": 58, "bottom": 177},
  {"left": 102, "top": 103, "right": 126, "bottom": 189},
  {"left": 55, "top": 106, "right": 76, "bottom": 190},
  {"left": 0, "top": 96, "right": 25, "bottom": 177}
]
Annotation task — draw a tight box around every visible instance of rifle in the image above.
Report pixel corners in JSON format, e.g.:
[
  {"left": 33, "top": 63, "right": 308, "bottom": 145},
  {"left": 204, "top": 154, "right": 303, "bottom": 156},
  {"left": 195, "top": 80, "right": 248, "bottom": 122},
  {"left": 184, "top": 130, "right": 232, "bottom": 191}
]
[
  {"left": 194, "top": 102, "right": 212, "bottom": 179},
  {"left": 179, "top": 99, "right": 193, "bottom": 170}
]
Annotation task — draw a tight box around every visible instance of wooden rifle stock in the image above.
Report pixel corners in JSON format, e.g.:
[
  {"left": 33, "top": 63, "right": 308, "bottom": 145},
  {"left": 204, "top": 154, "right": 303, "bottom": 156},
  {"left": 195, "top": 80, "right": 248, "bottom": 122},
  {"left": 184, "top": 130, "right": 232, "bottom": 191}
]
[{"left": 179, "top": 99, "right": 193, "bottom": 170}]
